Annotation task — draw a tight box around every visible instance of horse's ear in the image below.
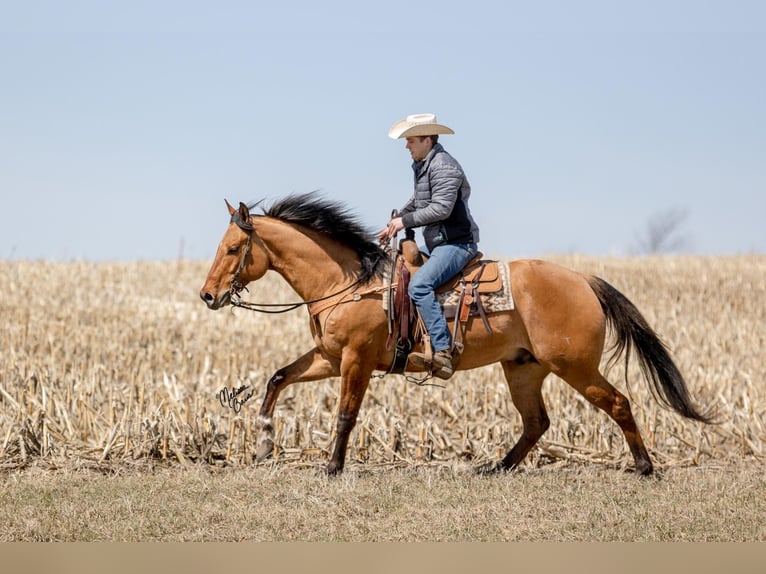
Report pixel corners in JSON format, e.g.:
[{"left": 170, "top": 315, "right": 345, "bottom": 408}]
[
  {"left": 238, "top": 202, "right": 252, "bottom": 225},
  {"left": 225, "top": 199, "right": 236, "bottom": 216}
]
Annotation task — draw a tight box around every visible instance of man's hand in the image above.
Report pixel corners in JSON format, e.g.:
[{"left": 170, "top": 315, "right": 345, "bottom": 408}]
[{"left": 377, "top": 217, "right": 405, "bottom": 244}]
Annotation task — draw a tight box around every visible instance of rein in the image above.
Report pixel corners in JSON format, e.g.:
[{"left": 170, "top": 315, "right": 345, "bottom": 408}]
[
  {"left": 226, "top": 211, "right": 441, "bottom": 386},
  {"left": 228, "top": 210, "right": 370, "bottom": 315},
  {"left": 231, "top": 277, "right": 367, "bottom": 314}
]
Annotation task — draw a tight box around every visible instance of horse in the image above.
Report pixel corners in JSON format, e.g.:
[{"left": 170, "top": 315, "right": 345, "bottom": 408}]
[{"left": 199, "top": 193, "right": 712, "bottom": 475}]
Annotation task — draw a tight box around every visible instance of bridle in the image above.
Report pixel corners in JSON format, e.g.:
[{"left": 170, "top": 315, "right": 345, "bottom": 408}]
[
  {"left": 227, "top": 211, "right": 368, "bottom": 314},
  {"left": 229, "top": 210, "right": 255, "bottom": 297}
]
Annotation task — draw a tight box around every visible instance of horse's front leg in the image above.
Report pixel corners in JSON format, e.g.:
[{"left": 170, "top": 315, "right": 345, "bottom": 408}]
[
  {"left": 326, "top": 350, "right": 375, "bottom": 475},
  {"left": 255, "top": 347, "right": 339, "bottom": 462}
]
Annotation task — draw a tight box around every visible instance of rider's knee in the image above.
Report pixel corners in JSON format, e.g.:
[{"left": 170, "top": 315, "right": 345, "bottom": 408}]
[{"left": 408, "top": 278, "right": 431, "bottom": 302}]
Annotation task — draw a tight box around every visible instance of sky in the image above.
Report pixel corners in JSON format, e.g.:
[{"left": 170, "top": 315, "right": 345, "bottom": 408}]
[{"left": 1, "top": 0, "right": 764, "bottom": 261}]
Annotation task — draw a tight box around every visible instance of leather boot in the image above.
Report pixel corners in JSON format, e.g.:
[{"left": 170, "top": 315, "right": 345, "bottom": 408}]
[{"left": 408, "top": 349, "right": 454, "bottom": 380}]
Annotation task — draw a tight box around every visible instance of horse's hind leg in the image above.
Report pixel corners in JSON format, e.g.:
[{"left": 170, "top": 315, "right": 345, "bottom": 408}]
[
  {"left": 480, "top": 360, "right": 550, "bottom": 473},
  {"left": 563, "top": 368, "right": 654, "bottom": 475}
]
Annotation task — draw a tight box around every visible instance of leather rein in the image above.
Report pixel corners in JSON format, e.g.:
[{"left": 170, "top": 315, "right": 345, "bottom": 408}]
[{"left": 228, "top": 211, "right": 370, "bottom": 315}]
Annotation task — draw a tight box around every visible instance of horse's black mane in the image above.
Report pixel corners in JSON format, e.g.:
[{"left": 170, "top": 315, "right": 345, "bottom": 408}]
[{"left": 253, "top": 192, "right": 389, "bottom": 282}]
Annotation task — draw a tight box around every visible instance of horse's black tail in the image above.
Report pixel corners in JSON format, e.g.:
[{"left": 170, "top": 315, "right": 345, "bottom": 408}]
[{"left": 587, "top": 275, "right": 714, "bottom": 424}]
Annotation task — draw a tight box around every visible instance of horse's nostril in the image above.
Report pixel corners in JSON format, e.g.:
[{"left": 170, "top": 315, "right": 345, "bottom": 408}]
[{"left": 201, "top": 292, "right": 214, "bottom": 303}]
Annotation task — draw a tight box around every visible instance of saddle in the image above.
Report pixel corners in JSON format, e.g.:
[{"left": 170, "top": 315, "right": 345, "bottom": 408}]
[{"left": 386, "top": 237, "right": 504, "bottom": 375}]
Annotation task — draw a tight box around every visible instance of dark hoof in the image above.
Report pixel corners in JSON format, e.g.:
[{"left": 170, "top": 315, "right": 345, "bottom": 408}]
[
  {"left": 635, "top": 461, "right": 654, "bottom": 476},
  {"left": 325, "top": 462, "right": 344, "bottom": 476},
  {"left": 474, "top": 461, "right": 505, "bottom": 476}
]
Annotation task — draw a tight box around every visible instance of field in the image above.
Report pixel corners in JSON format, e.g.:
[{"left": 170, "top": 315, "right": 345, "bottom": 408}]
[{"left": 1, "top": 255, "right": 765, "bottom": 541}]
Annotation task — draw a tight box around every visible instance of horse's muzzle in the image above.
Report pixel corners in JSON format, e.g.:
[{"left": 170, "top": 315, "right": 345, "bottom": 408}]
[{"left": 200, "top": 289, "right": 230, "bottom": 310}]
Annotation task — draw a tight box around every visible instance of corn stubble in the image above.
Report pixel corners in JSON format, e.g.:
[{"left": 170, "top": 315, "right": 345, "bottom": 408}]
[{"left": 1, "top": 256, "right": 764, "bottom": 473}]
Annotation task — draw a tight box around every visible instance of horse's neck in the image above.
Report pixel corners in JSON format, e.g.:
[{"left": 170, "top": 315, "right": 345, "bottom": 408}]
[{"left": 259, "top": 219, "right": 361, "bottom": 300}]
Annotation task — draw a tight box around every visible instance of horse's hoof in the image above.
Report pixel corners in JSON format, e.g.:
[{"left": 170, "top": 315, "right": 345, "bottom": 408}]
[
  {"left": 325, "top": 462, "right": 344, "bottom": 476},
  {"left": 637, "top": 464, "right": 654, "bottom": 477},
  {"left": 634, "top": 460, "right": 654, "bottom": 476},
  {"left": 255, "top": 439, "right": 275, "bottom": 463},
  {"left": 474, "top": 461, "right": 504, "bottom": 476}
]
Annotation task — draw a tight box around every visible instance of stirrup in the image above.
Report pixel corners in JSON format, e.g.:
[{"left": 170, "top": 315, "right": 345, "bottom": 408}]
[
  {"left": 408, "top": 350, "right": 454, "bottom": 380},
  {"left": 432, "top": 351, "right": 454, "bottom": 380}
]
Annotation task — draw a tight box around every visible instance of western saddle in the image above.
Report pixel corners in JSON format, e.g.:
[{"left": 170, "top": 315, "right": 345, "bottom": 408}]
[{"left": 386, "top": 232, "right": 504, "bottom": 376}]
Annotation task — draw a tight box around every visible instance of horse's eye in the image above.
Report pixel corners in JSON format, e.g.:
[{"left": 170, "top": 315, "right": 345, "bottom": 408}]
[{"left": 227, "top": 246, "right": 240, "bottom": 255}]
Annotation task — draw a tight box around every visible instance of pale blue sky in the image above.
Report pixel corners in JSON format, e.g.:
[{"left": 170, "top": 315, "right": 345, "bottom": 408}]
[{"left": 1, "top": 0, "right": 764, "bottom": 261}]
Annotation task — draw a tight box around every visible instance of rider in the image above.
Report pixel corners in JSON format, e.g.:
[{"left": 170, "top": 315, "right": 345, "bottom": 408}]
[{"left": 378, "top": 113, "right": 480, "bottom": 380}]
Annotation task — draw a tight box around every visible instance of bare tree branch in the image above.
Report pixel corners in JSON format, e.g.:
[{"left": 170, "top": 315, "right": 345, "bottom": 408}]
[{"left": 633, "top": 207, "right": 691, "bottom": 254}]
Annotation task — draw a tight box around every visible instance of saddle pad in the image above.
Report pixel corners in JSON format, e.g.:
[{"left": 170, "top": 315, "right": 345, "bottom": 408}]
[{"left": 437, "top": 260, "right": 514, "bottom": 313}]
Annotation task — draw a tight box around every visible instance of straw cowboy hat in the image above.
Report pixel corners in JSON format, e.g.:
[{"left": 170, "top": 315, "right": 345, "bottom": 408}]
[{"left": 388, "top": 113, "right": 455, "bottom": 139}]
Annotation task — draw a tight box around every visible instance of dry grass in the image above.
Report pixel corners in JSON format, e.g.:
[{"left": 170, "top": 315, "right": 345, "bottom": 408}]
[
  {"left": 1, "top": 464, "right": 764, "bottom": 541},
  {"left": 0, "top": 255, "right": 765, "bottom": 540},
  {"left": 2, "top": 255, "right": 764, "bottom": 472}
]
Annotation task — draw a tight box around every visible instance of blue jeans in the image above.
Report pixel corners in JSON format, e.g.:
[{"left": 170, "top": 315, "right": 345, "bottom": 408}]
[{"left": 408, "top": 242, "right": 479, "bottom": 352}]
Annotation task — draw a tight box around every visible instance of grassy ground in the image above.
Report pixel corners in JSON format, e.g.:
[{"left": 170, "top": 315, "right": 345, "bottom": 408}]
[
  {"left": 2, "top": 462, "right": 764, "bottom": 541},
  {"left": 1, "top": 256, "right": 765, "bottom": 542}
]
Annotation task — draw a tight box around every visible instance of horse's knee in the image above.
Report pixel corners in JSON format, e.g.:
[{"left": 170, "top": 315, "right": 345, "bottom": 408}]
[{"left": 267, "top": 370, "right": 286, "bottom": 389}]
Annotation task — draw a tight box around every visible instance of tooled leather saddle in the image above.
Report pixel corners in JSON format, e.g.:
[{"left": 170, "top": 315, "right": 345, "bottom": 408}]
[{"left": 385, "top": 233, "right": 504, "bottom": 375}]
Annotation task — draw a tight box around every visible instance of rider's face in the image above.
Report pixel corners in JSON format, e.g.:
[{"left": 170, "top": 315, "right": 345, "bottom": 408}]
[{"left": 405, "top": 136, "right": 433, "bottom": 162}]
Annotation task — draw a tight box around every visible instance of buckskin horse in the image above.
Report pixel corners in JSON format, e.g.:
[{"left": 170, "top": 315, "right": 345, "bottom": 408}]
[{"left": 199, "top": 193, "right": 712, "bottom": 475}]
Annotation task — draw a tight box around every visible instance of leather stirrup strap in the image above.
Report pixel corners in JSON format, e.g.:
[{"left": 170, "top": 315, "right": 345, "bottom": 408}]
[
  {"left": 416, "top": 314, "right": 433, "bottom": 366},
  {"left": 472, "top": 263, "right": 492, "bottom": 333}
]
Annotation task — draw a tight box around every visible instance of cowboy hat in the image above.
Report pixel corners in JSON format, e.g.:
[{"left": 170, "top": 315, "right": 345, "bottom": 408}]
[{"left": 388, "top": 113, "right": 455, "bottom": 139}]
